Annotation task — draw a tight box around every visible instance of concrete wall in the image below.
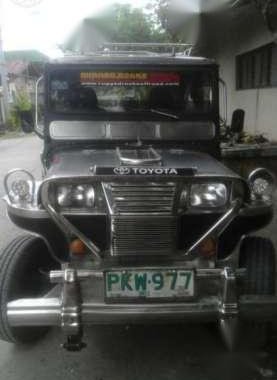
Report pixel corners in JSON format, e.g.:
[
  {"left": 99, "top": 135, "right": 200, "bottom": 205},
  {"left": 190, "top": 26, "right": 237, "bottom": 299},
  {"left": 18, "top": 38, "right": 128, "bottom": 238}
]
[{"left": 208, "top": 8, "right": 277, "bottom": 140}]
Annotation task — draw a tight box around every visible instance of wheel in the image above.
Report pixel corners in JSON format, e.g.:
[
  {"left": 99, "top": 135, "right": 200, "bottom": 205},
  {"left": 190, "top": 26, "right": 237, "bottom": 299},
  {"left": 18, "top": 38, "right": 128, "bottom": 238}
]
[
  {"left": 0, "top": 234, "right": 58, "bottom": 344},
  {"left": 239, "top": 236, "right": 276, "bottom": 349}
]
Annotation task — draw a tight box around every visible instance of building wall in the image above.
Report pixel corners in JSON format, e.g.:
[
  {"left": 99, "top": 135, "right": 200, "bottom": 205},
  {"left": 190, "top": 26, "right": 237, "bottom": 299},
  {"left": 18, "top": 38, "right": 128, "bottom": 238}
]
[{"left": 211, "top": 8, "right": 277, "bottom": 140}]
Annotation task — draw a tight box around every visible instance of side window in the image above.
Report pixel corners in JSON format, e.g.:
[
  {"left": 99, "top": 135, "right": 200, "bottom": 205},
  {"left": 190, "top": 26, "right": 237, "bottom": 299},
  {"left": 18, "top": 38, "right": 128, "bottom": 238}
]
[{"left": 236, "top": 43, "right": 275, "bottom": 90}]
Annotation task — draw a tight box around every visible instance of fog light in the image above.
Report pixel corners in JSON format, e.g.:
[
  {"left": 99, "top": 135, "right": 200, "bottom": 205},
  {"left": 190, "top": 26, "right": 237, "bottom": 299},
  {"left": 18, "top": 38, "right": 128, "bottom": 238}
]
[
  {"left": 4, "top": 169, "right": 35, "bottom": 205},
  {"left": 248, "top": 168, "right": 275, "bottom": 200},
  {"left": 252, "top": 178, "right": 270, "bottom": 197},
  {"left": 11, "top": 179, "right": 30, "bottom": 200}
]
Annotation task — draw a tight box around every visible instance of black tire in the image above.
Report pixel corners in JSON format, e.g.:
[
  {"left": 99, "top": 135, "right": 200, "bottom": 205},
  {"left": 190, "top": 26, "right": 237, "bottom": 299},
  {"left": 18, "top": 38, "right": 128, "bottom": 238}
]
[
  {"left": 0, "top": 235, "right": 58, "bottom": 344},
  {"left": 239, "top": 236, "right": 276, "bottom": 348}
]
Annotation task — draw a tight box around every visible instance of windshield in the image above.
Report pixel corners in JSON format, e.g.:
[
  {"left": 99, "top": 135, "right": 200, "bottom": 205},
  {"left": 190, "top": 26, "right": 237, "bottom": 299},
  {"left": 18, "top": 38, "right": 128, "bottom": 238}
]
[{"left": 49, "top": 68, "right": 214, "bottom": 118}]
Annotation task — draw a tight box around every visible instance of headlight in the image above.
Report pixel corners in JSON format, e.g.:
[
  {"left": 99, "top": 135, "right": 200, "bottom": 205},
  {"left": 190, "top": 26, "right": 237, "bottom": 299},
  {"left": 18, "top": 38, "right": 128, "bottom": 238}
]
[
  {"left": 248, "top": 168, "right": 275, "bottom": 201},
  {"left": 4, "top": 169, "right": 35, "bottom": 205},
  {"left": 57, "top": 185, "right": 72, "bottom": 207},
  {"left": 57, "top": 184, "right": 95, "bottom": 208},
  {"left": 190, "top": 183, "right": 227, "bottom": 208}
]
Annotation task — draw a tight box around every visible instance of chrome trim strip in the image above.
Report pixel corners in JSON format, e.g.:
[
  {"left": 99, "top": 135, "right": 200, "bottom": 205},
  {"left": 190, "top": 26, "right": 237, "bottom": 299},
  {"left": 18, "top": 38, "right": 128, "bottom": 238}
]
[
  {"left": 6, "top": 202, "right": 49, "bottom": 219},
  {"left": 44, "top": 172, "right": 243, "bottom": 182},
  {"left": 50, "top": 268, "right": 223, "bottom": 282}
]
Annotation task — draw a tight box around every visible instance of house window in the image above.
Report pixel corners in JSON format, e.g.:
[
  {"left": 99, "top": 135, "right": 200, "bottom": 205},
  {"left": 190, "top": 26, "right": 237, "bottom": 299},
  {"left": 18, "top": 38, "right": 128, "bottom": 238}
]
[{"left": 236, "top": 43, "right": 277, "bottom": 90}]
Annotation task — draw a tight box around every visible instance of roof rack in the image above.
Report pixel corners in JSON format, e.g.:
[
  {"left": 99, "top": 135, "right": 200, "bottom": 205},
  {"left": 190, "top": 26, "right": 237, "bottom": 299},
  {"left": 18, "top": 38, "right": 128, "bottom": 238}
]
[{"left": 99, "top": 43, "right": 194, "bottom": 57}]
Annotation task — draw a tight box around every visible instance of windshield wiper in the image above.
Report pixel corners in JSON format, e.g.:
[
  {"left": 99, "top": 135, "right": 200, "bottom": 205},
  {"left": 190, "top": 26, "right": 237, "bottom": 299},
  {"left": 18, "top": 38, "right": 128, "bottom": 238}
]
[{"left": 150, "top": 108, "right": 179, "bottom": 120}]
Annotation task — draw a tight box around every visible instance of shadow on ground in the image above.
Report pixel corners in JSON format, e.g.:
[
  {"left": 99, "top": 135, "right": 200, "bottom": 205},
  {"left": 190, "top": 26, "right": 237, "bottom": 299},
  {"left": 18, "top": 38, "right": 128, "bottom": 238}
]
[{"left": 1, "top": 324, "right": 276, "bottom": 380}]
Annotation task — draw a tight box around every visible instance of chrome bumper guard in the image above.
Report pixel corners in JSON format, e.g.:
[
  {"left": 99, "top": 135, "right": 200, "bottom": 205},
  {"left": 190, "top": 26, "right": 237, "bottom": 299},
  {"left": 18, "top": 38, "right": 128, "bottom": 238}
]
[
  {"left": 7, "top": 266, "right": 277, "bottom": 350},
  {"left": 7, "top": 267, "right": 277, "bottom": 326}
]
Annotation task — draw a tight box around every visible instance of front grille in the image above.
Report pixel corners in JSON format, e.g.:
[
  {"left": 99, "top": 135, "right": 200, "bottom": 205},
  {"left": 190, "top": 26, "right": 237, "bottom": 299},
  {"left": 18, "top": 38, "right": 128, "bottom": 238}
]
[
  {"left": 104, "top": 182, "right": 178, "bottom": 256},
  {"left": 104, "top": 182, "right": 177, "bottom": 214},
  {"left": 111, "top": 216, "right": 177, "bottom": 255}
]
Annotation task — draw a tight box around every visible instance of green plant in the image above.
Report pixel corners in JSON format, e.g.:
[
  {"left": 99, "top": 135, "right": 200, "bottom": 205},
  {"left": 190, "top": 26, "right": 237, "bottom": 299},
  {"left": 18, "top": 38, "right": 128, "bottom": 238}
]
[
  {"left": 6, "top": 107, "right": 20, "bottom": 131},
  {"left": 6, "top": 90, "right": 32, "bottom": 131},
  {"left": 14, "top": 90, "right": 32, "bottom": 112}
]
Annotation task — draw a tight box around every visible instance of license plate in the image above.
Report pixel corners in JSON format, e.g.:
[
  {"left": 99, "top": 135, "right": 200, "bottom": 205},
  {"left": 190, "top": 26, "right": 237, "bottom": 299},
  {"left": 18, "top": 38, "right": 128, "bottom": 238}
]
[{"left": 105, "top": 269, "right": 194, "bottom": 300}]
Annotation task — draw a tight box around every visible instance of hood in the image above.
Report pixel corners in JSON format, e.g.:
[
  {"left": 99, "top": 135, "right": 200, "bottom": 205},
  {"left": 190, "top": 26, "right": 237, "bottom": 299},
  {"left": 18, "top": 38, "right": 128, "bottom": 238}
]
[{"left": 46, "top": 147, "right": 239, "bottom": 180}]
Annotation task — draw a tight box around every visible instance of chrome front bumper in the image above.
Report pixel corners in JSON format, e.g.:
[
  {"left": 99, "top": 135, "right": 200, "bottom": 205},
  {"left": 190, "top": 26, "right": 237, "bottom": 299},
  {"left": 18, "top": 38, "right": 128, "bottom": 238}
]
[
  {"left": 7, "top": 297, "right": 223, "bottom": 326},
  {"left": 7, "top": 266, "right": 277, "bottom": 351},
  {"left": 7, "top": 267, "right": 277, "bottom": 327},
  {"left": 8, "top": 295, "right": 277, "bottom": 326}
]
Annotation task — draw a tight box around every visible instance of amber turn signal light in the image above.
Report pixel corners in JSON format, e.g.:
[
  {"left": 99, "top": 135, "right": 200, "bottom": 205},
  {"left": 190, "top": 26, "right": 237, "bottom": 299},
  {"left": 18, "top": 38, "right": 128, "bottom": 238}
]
[
  {"left": 70, "top": 239, "right": 86, "bottom": 256},
  {"left": 199, "top": 237, "right": 217, "bottom": 259}
]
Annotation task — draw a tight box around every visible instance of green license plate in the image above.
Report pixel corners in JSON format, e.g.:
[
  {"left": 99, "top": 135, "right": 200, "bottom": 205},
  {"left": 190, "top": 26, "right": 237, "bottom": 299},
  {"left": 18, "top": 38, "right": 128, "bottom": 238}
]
[{"left": 105, "top": 269, "right": 194, "bottom": 300}]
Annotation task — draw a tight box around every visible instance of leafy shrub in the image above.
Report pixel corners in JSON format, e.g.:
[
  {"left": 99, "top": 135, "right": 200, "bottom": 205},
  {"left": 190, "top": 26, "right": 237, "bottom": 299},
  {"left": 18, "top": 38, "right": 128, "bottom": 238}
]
[
  {"left": 7, "top": 90, "right": 32, "bottom": 131},
  {"left": 6, "top": 107, "right": 20, "bottom": 131},
  {"left": 14, "top": 90, "right": 32, "bottom": 112}
]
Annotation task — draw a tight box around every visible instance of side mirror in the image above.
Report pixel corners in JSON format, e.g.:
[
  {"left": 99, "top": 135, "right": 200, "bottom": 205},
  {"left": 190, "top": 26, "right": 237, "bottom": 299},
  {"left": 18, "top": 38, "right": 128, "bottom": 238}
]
[
  {"left": 219, "top": 78, "right": 227, "bottom": 127},
  {"left": 19, "top": 110, "right": 34, "bottom": 133},
  {"left": 230, "top": 109, "right": 245, "bottom": 134}
]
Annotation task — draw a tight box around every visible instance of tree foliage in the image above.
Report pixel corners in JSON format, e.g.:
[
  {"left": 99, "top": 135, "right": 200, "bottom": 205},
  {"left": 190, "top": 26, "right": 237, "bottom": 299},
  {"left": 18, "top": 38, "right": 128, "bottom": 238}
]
[
  {"left": 91, "top": 3, "right": 169, "bottom": 43},
  {"left": 63, "top": 2, "right": 180, "bottom": 53},
  {"left": 146, "top": 0, "right": 187, "bottom": 42}
]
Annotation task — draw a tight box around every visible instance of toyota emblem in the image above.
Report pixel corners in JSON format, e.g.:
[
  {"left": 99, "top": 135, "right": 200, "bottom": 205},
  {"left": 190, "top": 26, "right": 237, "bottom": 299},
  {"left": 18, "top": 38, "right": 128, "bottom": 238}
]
[{"left": 113, "top": 167, "right": 130, "bottom": 175}]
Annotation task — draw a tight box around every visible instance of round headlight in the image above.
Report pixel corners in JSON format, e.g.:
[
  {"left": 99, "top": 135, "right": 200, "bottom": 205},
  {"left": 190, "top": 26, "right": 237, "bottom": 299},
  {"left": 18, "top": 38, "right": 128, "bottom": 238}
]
[
  {"left": 4, "top": 169, "right": 35, "bottom": 205},
  {"left": 248, "top": 168, "right": 275, "bottom": 200},
  {"left": 190, "top": 183, "right": 227, "bottom": 208}
]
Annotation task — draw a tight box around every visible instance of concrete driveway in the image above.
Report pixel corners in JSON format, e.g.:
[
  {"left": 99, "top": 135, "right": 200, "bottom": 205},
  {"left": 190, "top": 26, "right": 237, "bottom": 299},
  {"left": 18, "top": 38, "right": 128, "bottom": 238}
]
[{"left": 0, "top": 135, "right": 276, "bottom": 380}]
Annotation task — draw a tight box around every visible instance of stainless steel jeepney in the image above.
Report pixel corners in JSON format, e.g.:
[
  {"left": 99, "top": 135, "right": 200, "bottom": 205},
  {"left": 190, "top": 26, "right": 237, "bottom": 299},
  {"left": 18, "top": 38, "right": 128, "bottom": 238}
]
[{"left": 1, "top": 44, "right": 277, "bottom": 351}]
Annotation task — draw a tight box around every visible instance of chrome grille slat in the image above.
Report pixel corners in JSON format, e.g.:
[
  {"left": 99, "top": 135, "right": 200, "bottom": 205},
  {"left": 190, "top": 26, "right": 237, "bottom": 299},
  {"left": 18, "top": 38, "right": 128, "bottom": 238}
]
[
  {"left": 111, "top": 216, "right": 177, "bottom": 256},
  {"left": 103, "top": 182, "right": 178, "bottom": 256},
  {"left": 104, "top": 182, "right": 177, "bottom": 214}
]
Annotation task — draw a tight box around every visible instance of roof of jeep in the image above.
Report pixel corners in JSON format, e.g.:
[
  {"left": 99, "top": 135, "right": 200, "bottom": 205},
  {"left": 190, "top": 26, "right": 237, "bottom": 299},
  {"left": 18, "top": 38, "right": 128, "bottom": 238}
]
[{"left": 49, "top": 54, "right": 217, "bottom": 67}]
